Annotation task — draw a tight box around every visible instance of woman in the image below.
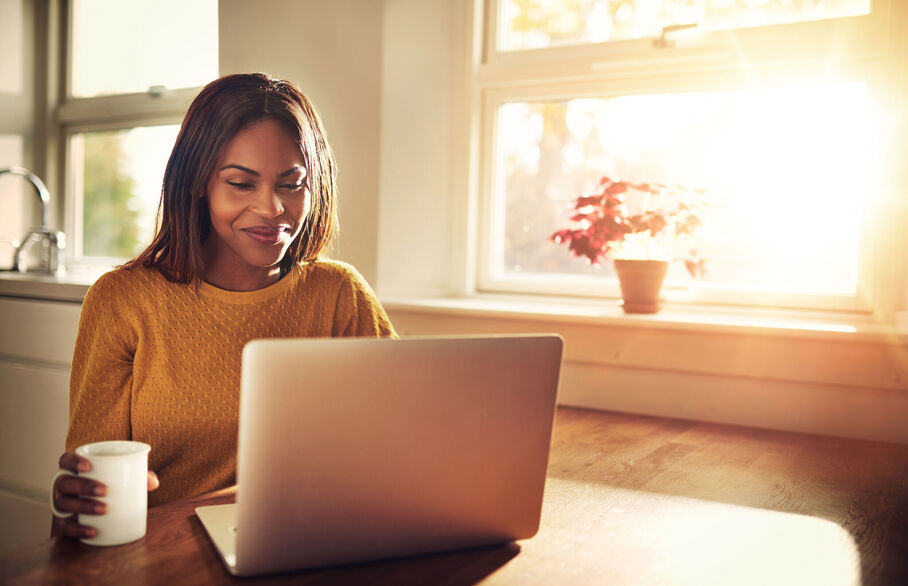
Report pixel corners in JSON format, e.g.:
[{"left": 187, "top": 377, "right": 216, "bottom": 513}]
[{"left": 51, "top": 73, "right": 395, "bottom": 540}]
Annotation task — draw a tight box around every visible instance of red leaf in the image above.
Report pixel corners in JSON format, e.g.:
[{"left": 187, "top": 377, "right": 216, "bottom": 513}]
[
  {"left": 605, "top": 182, "right": 628, "bottom": 195},
  {"left": 574, "top": 195, "right": 603, "bottom": 208}
]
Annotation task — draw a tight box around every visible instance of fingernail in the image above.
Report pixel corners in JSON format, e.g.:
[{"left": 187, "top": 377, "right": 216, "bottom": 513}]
[
  {"left": 93, "top": 503, "right": 106, "bottom": 515},
  {"left": 84, "top": 528, "right": 96, "bottom": 538},
  {"left": 77, "top": 462, "right": 90, "bottom": 473},
  {"left": 93, "top": 485, "right": 106, "bottom": 496}
]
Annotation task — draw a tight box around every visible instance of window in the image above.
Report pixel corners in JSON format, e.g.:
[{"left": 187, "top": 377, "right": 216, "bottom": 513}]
[
  {"left": 61, "top": 0, "right": 217, "bottom": 263},
  {"left": 478, "top": 0, "right": 899, "bottom": 312}
]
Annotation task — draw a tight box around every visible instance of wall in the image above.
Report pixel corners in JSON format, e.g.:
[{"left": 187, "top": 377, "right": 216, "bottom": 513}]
[
  {"left": 378, "top": 0, "right": 465, "bottom": 297},
  {"left": 219, "top": 0, "right": 384, "bottom": 284}
]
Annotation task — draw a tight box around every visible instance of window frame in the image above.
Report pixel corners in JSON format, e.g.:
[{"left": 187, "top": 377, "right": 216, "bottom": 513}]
[
  {"left": 55, "top": 0, "right": 213, "bottom": 267},
  {"left": 475, "top": 0, "right": 899, "bottom": 314}
]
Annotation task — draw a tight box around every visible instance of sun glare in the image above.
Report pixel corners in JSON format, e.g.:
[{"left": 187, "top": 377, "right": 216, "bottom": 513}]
[{"left": 495, "top": 81, "right": 875, "bottom": 296}]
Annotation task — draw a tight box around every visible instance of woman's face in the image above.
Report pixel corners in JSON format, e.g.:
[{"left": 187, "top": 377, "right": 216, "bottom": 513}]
[{"left": 203, "top": 118, "right": 311, "bottom": 288}]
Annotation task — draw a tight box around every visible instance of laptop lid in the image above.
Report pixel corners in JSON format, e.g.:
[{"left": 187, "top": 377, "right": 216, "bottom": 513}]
[{"left": 225, "top": 334, "right": 562, "bottom": 576}]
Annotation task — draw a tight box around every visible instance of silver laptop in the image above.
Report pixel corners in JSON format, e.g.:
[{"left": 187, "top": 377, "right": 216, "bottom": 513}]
[{"left": 196, "top": 334, "right": 563, "bottom": 577}]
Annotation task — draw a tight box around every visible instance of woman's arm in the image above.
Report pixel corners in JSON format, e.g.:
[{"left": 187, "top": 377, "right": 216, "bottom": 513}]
[
  {"left": 67, "top": 273, "right": 136, "bottom": 448},
  {"left": 51, "top": 272, "right": 139, "bottom": 538}
]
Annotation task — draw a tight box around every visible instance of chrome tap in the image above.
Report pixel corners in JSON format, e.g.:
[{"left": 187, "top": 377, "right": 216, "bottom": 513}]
[{"left": 0, "top": 167, "right": 66, "bottom": 273}]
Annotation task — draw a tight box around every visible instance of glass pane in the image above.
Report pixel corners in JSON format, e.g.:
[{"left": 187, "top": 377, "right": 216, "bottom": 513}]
[
  {"left": 73, "top": 125, "right": 179, "bottom": 258},
  {"left": 0, "top": 0, "right": 23, "bottom": 94},
  {"left": 492, "top": 82, "right": 871, "bottom": 295},
  {"left": 71, "top": 0, "right": 218, "bottom": 97},
  {"left": 0, "top": 134, "right": 25, "bottom": 268},
  {"left": 499, "top": 0, "right": 871, "bottom": 51}
]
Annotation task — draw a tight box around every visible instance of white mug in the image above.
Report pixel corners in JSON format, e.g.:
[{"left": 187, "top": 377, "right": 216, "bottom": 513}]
[{"left": 51, "top": 441, "right": 151, "bottom": 546}]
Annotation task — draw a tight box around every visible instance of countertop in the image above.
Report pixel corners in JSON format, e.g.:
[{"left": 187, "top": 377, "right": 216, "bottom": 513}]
[{"left": 0, "top": 267, "right": 109, "bottom": 303}]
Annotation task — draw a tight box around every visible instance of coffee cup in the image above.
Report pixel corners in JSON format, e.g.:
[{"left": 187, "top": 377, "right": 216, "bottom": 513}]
[{"left": 51, "top": 441, "right": 151, "bottom": 546}]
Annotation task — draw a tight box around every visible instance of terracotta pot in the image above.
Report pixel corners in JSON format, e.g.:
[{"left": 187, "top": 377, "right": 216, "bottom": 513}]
[{"left": 613, "top": 259, "right": 669, "bottom": 314}]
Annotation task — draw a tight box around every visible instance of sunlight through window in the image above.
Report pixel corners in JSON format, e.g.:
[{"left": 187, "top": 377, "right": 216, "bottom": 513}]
[
  {"left": 70, "top": 0, "right": 217, "bottom": 97},
  {"left": 492, "top": 82, "right": 872, "bottom": 296},
  {"left": 70, "top": 125, "right": 179, "bottom": 259},
  {"left": 498, "top": 0, "right": 871, "bottom": 50}
]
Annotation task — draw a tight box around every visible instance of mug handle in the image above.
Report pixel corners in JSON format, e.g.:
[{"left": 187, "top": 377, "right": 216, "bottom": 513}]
[{"left": 50, "top": 469, "right": 76, "bottom": 518}]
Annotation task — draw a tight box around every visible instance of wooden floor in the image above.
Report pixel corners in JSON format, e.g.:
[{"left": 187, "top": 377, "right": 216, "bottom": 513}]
[{"left": 549, "top": 407, "right": 908, "bottom": 585}]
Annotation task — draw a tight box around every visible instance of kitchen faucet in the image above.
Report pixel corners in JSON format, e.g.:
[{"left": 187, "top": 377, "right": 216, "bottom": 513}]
[{"left": 0, "top": 166, "right": 65, "bottom": 273}]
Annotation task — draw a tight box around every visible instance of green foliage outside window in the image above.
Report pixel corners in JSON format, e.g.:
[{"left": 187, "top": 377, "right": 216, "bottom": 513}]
[{"left": 81, "top": 132, "right": 142, "bottom": 258}]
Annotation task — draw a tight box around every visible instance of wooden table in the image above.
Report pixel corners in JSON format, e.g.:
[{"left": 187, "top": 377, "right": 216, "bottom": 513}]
[{"left": 2, "top": 407, "right": 907, "bottom": 585}]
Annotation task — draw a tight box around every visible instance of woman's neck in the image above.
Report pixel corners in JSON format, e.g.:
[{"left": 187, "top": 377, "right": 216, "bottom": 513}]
[
  {"left": 204, "top": 266, "right": 283, "bottom": 292},
  {"left": 202, "top": 242, "right": 283, "bottom": 291}
]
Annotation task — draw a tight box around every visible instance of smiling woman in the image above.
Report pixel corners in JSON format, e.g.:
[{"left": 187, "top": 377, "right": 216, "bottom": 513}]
[
  {"left": 124, "top": 74, "right": 338, "bottom": 286},
  {"left": 51, "top": 73, "right": 397, "bottom": 542}
]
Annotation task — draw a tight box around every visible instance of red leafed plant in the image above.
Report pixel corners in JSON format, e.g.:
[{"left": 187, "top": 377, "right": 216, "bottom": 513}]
[{"left": 550, "top": 176, "right": 708, "bottom": 278}]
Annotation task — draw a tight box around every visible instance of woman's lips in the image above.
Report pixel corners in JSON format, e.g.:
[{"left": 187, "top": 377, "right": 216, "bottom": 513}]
[{"left": 242, "top": 226, "right": 289, "bottom": 245}]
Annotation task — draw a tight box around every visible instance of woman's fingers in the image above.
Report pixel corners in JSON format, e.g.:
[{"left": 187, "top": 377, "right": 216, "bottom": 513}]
[
  {"left": 54, "top": 494, "right": 106, "bottom": 516},
  {"left": 58, "top": 451, "right": 91, "bottom": 474},
  {"left": 55, "top": 473, "right": 106, "bottom": 500},
  {"left": 52, "top": 463, "right": 108, "bottom": 522},
  {"left": 59, "top": 516, "right": 97, "bottom": 540},
  {"left": 148, "top": 471, "right": 160, "bottom": 492}
]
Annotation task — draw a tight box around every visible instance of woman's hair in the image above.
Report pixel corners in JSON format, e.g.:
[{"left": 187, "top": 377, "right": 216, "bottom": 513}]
[{"left": 123, "top": 73, "right": 338, "bottom": 282}]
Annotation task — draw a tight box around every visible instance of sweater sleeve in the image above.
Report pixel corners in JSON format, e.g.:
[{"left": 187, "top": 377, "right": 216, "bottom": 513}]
[
  {"left": 66, "top": 272, "right": 137, "bottom": 451},
  {"left": 331, "top": 264, "right": 397, "bottom": 338}
]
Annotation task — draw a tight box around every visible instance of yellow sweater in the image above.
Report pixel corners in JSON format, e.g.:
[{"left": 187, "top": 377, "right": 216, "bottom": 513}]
[{"left": 67, "top": 260, "right": 395, "bottom": 506}]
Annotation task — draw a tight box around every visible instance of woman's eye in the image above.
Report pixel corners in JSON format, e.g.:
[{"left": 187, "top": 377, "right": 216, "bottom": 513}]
[
  {"left": 281, "top": 182, "right": 304, "bottom": 192},
  {"left": 227, "top": 181, "right": 254, "bottom": 190}
]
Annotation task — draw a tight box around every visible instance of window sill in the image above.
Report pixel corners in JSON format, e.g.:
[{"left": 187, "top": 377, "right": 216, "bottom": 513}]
[{"left": 381, "top": 294, "right": 908, "bottom": 346}]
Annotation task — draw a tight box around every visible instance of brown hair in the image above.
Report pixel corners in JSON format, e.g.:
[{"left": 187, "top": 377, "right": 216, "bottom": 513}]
[{"left": 123, "top": 73, "right": 338, "bottom": 282}]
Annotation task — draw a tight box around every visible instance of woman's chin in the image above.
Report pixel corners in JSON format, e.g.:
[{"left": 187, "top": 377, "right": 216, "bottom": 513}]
[{"left": 242, "top": 246, "right": 291, "bottom": 269}]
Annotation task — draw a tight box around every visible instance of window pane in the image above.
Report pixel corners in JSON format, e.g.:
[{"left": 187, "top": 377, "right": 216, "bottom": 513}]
[
  {"left": 0, "top": 134, "right": 25, "bottom": 268},
  {"left": 0, "top": 0, "right": 23, "bottom": 94},
  {"left": 72, "top": 125, "right": 179, "bottom": 258},
  {"left": 492, "top": 82, "right": 871, "bottom": 295},
  {"left": 71, "top": 0, "right": 217, "bottom": 97},
  {"left": 498, "top": 0, "right": 870, "bottom": 51}
]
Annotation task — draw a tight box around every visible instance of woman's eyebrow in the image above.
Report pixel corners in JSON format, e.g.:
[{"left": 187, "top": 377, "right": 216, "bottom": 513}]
[
  {"left": 279, "top": 165, "right": 305, "bottom": 178},
  {"left": 219, "top": 164, "right": 259, "bottom": 176},
  {"left": 218, "top": 164, "right": 304, "bottom": 177}
]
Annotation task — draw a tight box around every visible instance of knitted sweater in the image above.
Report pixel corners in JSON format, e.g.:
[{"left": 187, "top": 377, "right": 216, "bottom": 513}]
[{"left": 67, "top": 260, "right": 396, "bottom": 506}]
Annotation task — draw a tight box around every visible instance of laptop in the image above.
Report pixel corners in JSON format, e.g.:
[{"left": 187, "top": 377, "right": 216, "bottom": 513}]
[{"left": 196, "top": 334, "right": 563, "bottom": 577}]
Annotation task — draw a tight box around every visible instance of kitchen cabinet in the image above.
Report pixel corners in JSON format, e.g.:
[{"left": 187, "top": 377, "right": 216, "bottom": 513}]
[{"left": 0, "top": 296, "right": 81, "bottom": 555}]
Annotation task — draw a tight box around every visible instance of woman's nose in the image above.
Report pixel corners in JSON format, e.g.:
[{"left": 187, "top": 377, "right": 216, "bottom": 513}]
[{"left": 251, "top": 187, "right": 284, "bottom": 218}]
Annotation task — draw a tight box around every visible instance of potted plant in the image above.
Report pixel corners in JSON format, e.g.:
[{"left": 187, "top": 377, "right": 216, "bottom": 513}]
[{"left": 550, "top": 176, "right": 708, "bottom": 313}]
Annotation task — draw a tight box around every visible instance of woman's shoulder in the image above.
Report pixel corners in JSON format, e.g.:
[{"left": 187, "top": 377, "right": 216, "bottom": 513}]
[
  {"left": 298, "top": 259, "right": 368, "bottom": 286},
  {"left": 85, "top": 265, "right": 173, "bottom": 302}
]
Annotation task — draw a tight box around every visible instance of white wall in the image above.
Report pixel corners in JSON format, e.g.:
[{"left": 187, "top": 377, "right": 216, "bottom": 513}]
[
  {"left": 378, "top": 0, "right": 463, "bottom": 297},
  {"left": 219, "top": 0, "right": 384, "bottom": 284}
]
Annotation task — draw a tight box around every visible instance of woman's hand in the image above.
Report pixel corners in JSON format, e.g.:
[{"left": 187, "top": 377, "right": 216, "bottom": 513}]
[{"left": 51, "top": 451, "right": 159, "bottom": 539}]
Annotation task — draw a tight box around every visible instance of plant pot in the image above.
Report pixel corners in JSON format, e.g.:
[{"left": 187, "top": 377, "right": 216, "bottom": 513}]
[{"left": 613, "top": 259, "right": 669, "bottom": 314}]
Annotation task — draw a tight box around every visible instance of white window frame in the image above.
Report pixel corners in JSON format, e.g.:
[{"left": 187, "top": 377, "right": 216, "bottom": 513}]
[
  {"left": 475, "top": 0, "right": 902, "bottom": 314},
  {"left": 54, "top": 0, "right": 211, "bottom": 268}
]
